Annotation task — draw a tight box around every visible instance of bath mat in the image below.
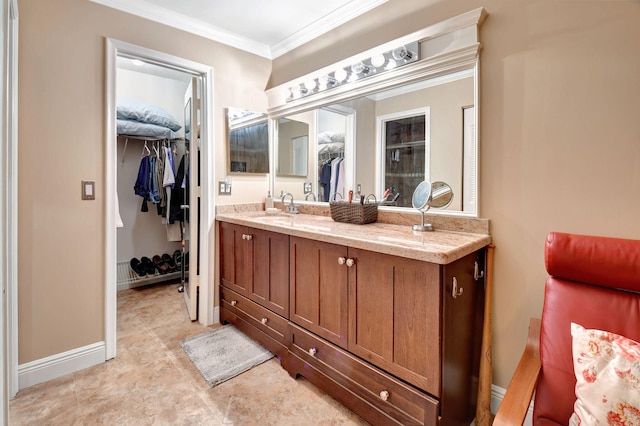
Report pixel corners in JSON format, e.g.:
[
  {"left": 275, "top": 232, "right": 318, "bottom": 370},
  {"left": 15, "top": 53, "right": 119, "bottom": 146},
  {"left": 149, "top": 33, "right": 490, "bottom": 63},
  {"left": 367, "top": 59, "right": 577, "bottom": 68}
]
[{"left": 180, "top": 325, "right": 273, "bottom": 387}]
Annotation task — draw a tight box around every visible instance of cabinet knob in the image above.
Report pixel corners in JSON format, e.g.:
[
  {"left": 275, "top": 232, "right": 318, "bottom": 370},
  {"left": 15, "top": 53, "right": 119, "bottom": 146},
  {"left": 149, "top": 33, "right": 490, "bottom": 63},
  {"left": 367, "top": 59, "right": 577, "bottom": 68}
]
[
  {"left": 245, "top": 234, "right": 253, "bottom": 240},
  {"left": 261, "top": 317, "right": 268, "bottom": 325},
  {"left": 308, "top": 347, "right": 317, "bottom": 357},
  {"left": 346, "top": 258, "right": 355, "bottom": 267},
  {"left": 379, "top": 390, "right": 390, "bottom": 401},
  {"left": 230, "top": 300, "right": 237, "bottom": 306},
  {"left": 241, "top": 234, "right": 246, "bottom": 240},
  {"left": 338, "top": 257, "right": 346, "bottom": 265}
]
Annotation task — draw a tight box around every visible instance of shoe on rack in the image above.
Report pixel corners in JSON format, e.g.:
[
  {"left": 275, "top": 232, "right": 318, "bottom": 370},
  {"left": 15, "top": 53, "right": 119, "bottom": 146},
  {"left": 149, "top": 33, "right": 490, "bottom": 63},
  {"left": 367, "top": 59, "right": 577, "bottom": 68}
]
[
  {"left": 129, "top": 258, "right": 146, "bottom": 277},
  {"left": 162, "top": 253, "right": 177, "bottom": 272},
  {"left": 140, "top": 256, "right": 156, "bottom": 275},
  {"left": 152, "top": 255, "right": 169, "bottom": 275},
  {"left": 173, "top": 250, "right": 183, "bottom": 268}
]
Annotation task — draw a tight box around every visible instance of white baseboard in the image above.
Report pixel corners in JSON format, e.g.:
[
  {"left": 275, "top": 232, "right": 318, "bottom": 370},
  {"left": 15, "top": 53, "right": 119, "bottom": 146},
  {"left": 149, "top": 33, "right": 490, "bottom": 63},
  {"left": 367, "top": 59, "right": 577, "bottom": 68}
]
[
  {"left": 491, "top": 384, "right": 534, "bottom": 424},
  {"left": 18, "top": 342, "right": 106, "bottom": 390},
  {"left": 213, "top": 305, "right": 220, "bottom": 324}
]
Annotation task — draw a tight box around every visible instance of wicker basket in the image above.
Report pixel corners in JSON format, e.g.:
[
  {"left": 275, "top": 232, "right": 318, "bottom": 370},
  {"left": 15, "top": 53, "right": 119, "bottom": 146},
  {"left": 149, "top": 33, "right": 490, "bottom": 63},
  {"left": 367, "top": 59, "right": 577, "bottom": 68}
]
[{"left": 329, "top": 201, "right": 378, "bottom": 225}]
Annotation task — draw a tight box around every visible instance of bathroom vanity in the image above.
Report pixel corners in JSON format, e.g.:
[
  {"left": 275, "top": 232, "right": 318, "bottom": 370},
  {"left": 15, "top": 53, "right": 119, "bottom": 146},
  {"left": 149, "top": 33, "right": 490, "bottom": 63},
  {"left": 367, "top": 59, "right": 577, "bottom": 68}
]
[{"left": 217, "top": 211, "right": 490, "bottom": 426}]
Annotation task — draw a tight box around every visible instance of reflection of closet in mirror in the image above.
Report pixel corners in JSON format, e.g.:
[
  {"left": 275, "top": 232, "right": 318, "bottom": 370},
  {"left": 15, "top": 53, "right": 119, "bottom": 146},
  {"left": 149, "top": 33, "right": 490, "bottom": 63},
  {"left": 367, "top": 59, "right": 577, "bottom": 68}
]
[
  {"left": 316, "top": 107, "right": 354, "bottom": 201},
  {"left": 378, "top": 108, "right": 430, "bottom": 207}
]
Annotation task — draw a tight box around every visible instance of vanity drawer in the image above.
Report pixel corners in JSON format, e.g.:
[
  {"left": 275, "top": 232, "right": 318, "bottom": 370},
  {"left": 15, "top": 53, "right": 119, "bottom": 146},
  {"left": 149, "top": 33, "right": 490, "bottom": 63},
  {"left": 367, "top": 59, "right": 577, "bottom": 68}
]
[
  {"left": 289, "top": 324, "right": 439, "bottom": 425},
  {"left": 221, "top": 286, "right": 289, "bottom": 346}
]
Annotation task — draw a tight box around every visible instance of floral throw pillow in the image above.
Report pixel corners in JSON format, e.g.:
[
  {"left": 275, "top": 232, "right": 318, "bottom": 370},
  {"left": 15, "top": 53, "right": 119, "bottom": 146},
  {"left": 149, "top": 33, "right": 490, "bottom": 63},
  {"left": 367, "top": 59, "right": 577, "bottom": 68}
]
[{"left": 569, "top": 323, "right": 640, "bottom": 425}]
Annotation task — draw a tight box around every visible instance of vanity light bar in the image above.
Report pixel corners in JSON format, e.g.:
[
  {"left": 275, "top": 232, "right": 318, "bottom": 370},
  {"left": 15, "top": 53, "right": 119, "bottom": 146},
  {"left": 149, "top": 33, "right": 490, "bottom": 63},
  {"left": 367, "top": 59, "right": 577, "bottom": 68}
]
[{"left": 286, "top": 41, "right": 419, "bottom": 103}]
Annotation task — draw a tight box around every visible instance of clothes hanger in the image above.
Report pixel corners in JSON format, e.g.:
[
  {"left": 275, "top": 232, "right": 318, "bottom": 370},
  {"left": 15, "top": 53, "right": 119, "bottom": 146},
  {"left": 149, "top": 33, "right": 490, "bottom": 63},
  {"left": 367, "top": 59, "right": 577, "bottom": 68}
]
[{"left": 142, "top": 141, "right": 151, "bottom": 157}]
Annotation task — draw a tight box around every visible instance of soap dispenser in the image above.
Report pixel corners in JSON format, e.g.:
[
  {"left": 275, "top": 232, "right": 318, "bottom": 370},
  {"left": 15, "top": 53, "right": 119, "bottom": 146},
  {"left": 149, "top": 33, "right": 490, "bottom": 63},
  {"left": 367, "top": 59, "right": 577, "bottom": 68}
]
[{"left": 265, "top": 191, "right": 274, "bottom": 209}]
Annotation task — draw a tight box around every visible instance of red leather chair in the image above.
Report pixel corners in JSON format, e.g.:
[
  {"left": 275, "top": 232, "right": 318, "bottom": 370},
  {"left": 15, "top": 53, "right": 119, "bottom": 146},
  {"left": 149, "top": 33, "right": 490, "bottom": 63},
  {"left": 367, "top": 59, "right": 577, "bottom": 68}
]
[{"left": 494, "top": 232, "right": 640, "bottom": 425}]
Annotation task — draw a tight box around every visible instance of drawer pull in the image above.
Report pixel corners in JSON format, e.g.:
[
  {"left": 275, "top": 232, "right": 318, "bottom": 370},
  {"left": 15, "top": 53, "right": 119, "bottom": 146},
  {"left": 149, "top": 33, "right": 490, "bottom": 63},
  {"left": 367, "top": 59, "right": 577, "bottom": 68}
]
[
  {"left": 261, "top": 317, "right": 268, "bottom": 325},
  {"left": 308, "top": 347, "right": 317, "bottom": 357},
  {"left": 379, "top": 390, "right": 390, "bottom": 401},
  {"left": 230, "top": 300, "right": 237, "bottom": 306},
  {"left": 346, "top": 258, "right": 355, "bottom": 267},
  {"left": 337, "top": 257, "right": 346, "bottom": 265}
]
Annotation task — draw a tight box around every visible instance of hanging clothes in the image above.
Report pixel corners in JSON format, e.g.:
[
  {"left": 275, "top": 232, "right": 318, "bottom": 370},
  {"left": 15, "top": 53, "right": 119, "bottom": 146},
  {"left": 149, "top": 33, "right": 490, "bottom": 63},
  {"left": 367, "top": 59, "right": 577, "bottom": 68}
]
[
  {"left": 170, "top": 154, "right": 189, "bottom": 223},
  {"left": 319, "top": 161, "right": 332, "bottom": 202},
  {"left": 134, "top": 155, "right": 151, "bottom": 212},
  {"left": 163, "top": 145, "right": 181, "bottom": 240},
  {"left": 329, "top": 157, "right": 343, "bottom": 201}
]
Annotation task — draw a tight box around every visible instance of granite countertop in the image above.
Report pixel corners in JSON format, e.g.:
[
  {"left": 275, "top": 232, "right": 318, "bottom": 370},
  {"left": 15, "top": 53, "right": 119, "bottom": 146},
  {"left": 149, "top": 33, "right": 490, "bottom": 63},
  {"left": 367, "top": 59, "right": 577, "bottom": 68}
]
[{"left": 216, "top": 210, "right": 491, "bottom": 265}]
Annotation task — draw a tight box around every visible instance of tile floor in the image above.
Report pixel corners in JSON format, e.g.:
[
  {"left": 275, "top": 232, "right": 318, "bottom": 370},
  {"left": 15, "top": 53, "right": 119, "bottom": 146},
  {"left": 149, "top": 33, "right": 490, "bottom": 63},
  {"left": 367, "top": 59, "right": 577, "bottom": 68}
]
[{"left": 10, "top": 282, "right": 369, "bottom": 425}]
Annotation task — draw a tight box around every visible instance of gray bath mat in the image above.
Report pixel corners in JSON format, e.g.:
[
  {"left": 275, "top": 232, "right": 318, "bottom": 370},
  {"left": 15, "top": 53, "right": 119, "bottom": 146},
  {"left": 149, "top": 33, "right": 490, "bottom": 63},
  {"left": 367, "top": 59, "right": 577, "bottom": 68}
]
[{"left": 180, "top": 325, "right": 273, "bottom": 387}]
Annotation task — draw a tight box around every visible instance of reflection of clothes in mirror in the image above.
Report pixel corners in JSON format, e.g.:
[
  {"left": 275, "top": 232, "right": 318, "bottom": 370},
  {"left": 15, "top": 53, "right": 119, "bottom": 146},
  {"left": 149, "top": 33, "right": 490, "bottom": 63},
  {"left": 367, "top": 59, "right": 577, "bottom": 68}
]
[
  {"left": 319, "top": 162, "right": 332, "bottom": 201},
  {"left": 329, "top": 157, "right": 344, "bottom": 201}
]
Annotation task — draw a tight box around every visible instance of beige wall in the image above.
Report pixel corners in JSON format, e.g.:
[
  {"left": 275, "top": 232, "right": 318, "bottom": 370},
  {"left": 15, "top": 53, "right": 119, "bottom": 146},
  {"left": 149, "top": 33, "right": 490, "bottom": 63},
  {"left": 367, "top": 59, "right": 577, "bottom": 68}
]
[
  {"left": 18, "top": 0, "right": 270, "bottom": 363},
  {"left": 271, "top": 0, "right": 640, "bottom": 388},
  {"left": 18, "top": 0, "right": 640, "bottom": 393}
]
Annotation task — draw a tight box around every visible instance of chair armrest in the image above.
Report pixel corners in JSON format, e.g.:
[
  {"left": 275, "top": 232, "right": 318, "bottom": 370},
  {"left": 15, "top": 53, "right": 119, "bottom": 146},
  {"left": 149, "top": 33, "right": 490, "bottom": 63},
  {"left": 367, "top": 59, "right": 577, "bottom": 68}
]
[{"left": 493, "top": 317, "right": 541, "bottom": 426}]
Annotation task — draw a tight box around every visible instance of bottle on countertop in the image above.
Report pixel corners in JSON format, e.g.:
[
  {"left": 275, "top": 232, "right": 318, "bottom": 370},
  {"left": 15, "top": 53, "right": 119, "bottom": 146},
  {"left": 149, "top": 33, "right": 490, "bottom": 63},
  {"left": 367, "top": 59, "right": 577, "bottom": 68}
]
[{"left": 265, "top": 191, "right": 274, "bottom": 209}]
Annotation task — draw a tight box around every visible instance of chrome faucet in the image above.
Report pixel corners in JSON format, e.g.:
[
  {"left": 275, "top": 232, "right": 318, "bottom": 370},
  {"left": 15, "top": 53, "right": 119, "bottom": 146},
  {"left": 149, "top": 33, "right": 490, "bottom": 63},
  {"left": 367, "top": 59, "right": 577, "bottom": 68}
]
[
  {"left": 305, "top": 192, "right": 317, "bottom": 201},
  {"left": 281, "top": 192, "right": 299, "bottom": 214}
]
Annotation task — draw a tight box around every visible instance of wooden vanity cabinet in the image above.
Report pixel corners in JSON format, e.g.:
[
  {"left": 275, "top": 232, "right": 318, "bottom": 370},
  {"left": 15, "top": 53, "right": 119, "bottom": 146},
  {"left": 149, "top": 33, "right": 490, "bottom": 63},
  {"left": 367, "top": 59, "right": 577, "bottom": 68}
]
[
  {"left": 287, "top": 235, "right": 485, "bottom": 426},
  {"left": 219, "top": 222, "right": 486, "bottom": 426},
  {"left": 219, "top": 221, "right": 289, "bottom": 317}
]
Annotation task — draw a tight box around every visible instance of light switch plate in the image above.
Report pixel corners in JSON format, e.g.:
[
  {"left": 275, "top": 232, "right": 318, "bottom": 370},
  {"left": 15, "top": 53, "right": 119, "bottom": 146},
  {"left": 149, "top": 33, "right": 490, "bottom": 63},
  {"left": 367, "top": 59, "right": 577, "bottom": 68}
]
[
  {"left": 218, "top": 181, "right": 231, "bottom": 195},
  {"left": 82, "top": 180, "right": 95, "bottom": 200}
]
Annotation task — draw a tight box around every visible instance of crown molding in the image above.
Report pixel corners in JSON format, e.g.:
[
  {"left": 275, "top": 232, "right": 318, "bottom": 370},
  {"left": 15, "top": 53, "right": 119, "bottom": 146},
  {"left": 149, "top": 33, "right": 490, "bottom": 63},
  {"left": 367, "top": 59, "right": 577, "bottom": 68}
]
[
  {"left": 270, "top": 0, "right": 389, "bottom": 58},
  {"left": 90, "top": 0, "right": 388, "bottom": 59}
]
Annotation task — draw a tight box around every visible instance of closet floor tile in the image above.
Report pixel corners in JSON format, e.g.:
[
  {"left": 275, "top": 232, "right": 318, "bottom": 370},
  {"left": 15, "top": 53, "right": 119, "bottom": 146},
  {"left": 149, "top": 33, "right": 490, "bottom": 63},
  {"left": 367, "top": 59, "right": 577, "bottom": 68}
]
[{"left": 9, "top": 281, "right": 369, "bottom": 425}]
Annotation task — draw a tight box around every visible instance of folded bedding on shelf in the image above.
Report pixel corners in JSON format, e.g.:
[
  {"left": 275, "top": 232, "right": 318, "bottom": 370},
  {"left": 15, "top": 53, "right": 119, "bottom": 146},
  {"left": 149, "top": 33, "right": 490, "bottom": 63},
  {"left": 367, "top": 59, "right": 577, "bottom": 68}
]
[
  {"left": 117, "top": 119, "right": 178, "bottom": 139},
  {"left": 117, "top": 97, "right": 182, "bottom": 131}
]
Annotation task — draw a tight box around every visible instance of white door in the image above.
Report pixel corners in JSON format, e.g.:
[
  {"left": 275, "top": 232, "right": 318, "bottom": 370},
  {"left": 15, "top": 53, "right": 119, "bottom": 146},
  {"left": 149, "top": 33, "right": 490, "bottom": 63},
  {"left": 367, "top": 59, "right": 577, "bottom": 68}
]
[{"left": 182, "top": 77, "right": 200, "bottom": 320}]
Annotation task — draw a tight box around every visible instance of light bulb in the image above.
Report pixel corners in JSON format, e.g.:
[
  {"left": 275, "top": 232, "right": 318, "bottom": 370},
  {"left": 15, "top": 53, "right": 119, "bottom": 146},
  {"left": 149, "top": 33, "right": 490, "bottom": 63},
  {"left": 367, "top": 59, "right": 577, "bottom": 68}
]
[
  {"left": 371, "top": 54, "right": 386, "bottom": 68},
  {"left": 392, "top": 45, "right": 415, "bottom": 61},
  {"left": 351, "top": 61, "right": 373, "bottom": 76},
  {"left": 334, "top": 68, "right": 348, "bottom": 83},
  {"left": 305, "top": 78, "right": 317, "bottom": 93},
  {"left": 319, "top": 75, "right": 337, "bottom": 89}
]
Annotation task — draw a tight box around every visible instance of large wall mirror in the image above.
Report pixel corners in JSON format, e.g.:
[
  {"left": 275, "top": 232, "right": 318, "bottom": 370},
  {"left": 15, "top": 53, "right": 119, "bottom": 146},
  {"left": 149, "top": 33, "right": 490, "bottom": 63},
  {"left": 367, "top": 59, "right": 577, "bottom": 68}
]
[
  {"left": 226, "top": 107, "right": 269, "bottom": 174},
  {"left": 267, "top": 8, "right": 485, "bottom": 215}
]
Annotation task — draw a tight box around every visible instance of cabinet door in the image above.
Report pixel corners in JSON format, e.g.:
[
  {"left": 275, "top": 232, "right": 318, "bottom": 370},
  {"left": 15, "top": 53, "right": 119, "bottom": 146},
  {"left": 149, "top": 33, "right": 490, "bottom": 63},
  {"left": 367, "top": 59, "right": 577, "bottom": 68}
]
[
  {"left": 348, "top": 248, "right": 442, "bottom": 396},
  {"left": 290, "top": 236, "right": 348, "bottom": 349},
  {"left": 219, "top": 222, "right": 251, "bottom": 297},
  {"left": 441, "top": 250, "right": 485, "bottom": 425},
  {"left": 250, "top": 228, "right": 290, "bottom": 318}
]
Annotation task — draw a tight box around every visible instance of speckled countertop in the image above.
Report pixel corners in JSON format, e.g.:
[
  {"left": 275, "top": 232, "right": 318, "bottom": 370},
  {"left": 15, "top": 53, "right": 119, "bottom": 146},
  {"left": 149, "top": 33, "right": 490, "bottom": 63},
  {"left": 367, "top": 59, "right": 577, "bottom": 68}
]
[{"left": 216, "top": 210, "right": 491, "bottom": 265}]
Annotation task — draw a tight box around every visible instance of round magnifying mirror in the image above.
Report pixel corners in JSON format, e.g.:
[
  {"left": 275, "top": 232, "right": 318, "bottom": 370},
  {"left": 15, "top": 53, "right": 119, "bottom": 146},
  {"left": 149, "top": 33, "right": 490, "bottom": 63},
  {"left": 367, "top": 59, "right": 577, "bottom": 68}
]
[
  {"left": 429, "top": 181, "right": 454, "bottom": 209},
  {"left": 412, "top": 181, "right": 433, "bottom": 232}
]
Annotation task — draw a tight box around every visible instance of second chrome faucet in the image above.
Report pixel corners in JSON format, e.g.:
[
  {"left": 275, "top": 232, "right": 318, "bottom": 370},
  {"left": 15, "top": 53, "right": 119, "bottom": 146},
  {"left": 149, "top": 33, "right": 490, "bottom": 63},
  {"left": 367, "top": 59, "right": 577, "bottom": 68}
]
[{"left": 281, "top": 192, "right": 299, "bottom": 214}]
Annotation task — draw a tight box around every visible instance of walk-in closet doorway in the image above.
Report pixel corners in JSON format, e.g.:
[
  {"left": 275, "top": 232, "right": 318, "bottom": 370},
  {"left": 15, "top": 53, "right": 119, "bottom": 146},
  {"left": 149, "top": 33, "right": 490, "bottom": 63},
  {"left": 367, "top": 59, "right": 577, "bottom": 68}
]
[{"left": 105, "top": 39, "right": 216, "bottom": 361}]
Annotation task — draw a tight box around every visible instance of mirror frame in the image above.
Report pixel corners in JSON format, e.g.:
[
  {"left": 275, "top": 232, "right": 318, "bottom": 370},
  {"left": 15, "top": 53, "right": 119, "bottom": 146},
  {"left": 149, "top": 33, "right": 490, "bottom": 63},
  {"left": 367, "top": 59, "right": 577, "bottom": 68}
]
[{"left": 266, "top": 7, "right": 487, "bottom": 217}]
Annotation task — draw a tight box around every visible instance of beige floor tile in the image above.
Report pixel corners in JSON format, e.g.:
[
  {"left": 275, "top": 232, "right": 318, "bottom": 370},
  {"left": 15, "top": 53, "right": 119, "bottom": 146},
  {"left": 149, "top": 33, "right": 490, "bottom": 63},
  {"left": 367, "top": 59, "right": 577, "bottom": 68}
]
[{"left": 10, "top": 282, "right": 368, "bottom": 425}]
